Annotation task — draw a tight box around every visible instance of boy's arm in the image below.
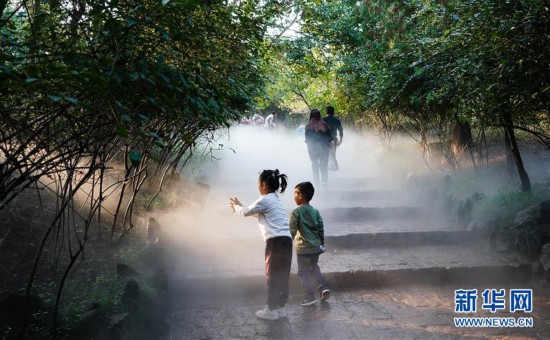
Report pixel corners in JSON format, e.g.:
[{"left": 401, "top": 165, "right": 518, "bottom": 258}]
[
  {"left": 317, "top": 211, "right": 325, "bottom": 246},
  {"left": 289, "top": 209, "right": 298, "bottom": 239}
]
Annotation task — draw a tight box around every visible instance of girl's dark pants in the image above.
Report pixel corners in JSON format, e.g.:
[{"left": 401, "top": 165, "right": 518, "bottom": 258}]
[
  {"left": 265, "top": 236, "right": 293, "bottom": 310},
  {"left": 297, "top": 252, "right": 329, "bottom": 299}
]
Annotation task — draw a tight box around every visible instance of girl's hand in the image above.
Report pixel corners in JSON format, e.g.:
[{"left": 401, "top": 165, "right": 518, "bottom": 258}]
[{"left": 229, "top": 197, "right": 242, "bottom": 212}]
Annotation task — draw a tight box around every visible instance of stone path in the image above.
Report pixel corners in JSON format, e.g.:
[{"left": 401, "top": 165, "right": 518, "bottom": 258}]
[
  {"left": 163, "top": 159, "right": 550, "bottom": 338},
  {"left": 168, "top": 284, "right": 550, "bottom": 339}
]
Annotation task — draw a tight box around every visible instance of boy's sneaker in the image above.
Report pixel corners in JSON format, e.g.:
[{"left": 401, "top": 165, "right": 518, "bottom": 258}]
[
  {"left": 320, "top": 289, "right": 331, "bottom": 302},
  {"left": 300, "top": 297, "right": 318, "bottom": 306},
  {"left": 277, "top": 307, "right": 287, "bottom": 317},
  {"left": 256, "top": 306, "right": 279, "bottom": 320}
]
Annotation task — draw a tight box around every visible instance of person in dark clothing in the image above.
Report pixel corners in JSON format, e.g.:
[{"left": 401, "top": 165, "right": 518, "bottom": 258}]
[
  {"left": 322, "top": 106, "right": 343, "bottom": 146},
  {"left": 322, "top": 106, "right": 343, "bottom": 171},
  {"left": 305, "top": 109, "right": 333, "bottom": 187}
]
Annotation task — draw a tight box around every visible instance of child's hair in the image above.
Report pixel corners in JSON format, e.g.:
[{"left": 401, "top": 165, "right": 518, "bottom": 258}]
[
  {"left": 295, "top": 181, "right": 315, "bottom": 201},
  {"left": 259, "top": 169, "right": 288, "bottom": 194}
]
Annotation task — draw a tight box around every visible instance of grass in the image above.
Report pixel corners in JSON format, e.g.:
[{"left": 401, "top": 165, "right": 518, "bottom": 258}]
[{"left": 472, "top": 184, "right": 550, "bottom": 224}]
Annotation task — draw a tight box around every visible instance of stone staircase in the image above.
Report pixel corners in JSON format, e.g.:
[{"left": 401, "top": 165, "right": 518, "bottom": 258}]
[{"left": 168, "top": 175, "right": 530, "bottom": 298}]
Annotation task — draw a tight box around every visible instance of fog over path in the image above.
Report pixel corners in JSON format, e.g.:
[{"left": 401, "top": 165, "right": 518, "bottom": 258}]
[{"left": 164, "top": 127, "right": 550, "bottom": 340}]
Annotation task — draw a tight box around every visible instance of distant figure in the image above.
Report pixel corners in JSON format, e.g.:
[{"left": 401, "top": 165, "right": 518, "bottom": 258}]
[
  {"left": 289, "top": 181, "right": 331, "bottom": 306},
  {"left": 323, "top": 106, "right": 343, "bottom": 171},
  {"left": 305, "top": 109, "right": 333, "bottom": 187},
  {"left": 264, "top": 112, "right": 276, "bottom": 129},
  {"left": 451, "top": 120, "right": 473, "bottom": 157},
  {"left": 228, "top": 169, "right": 292, "bottom": 320},
  {"left": 252, "top": 112, "right": 265, "bottom": 126},
  {"left": 296, "top": 123, "right": 305, "bottom": 136},
  {"left": 240, "top": 116, "right": 253, "bottom": 125},
  {"left": 147, "top": 217, "right": 161, "bottom": 245}
]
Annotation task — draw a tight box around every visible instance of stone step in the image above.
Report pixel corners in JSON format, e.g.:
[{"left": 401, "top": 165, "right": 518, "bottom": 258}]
[
  {"left": 207, "top": 206, "right": 448, "bottom": 241},
  {"left": 171, "top": 244, "right": 530, "bottom": 298},
  {"left": 218, "top": 177, "right": 399, "bottom": 192},
  {"left": 326, "top": 230, "right": 475, "bottom": 249},
  {"left": 321, "top": 206, "right": 431, "bottom": 222},
  {"left": 317, "top": 190, "right": 402, "bottom": 201},
  {"left": 220, "top": 188, "right": 409, "bottom": 205},
  {"left": 313, "top": 190, "right": 418, "bottom": 209},
  {"left": 206, "top": 229, "right": 474, "bottom": 251},
  {"left": 324, "top": 220, "right": 458, "bottom": 236}
]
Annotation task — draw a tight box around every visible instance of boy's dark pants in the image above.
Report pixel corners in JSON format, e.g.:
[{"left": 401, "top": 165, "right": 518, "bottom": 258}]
[
  {"left": 297, "top": 252, "right": 329, "bottom": 299},
  {"left": 265, "top": 236, "right": 293, "bottom": 309}
]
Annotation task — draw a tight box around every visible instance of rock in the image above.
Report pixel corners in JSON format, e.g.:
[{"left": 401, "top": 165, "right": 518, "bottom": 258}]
[
  {"left": 108, "top": 311, "right": 141, "bottom": 339},
  {"left": 0, "top": 292, "right": 44, "bottom": 328},
  {"left": 146, "top": 217, "right": 162, "bottom": 246},
  {"left": 457, "top": 198, "right": 473, "bottom": 227},
  {"left": 67, "top": 305, "right": 107, "bottom": 340},
  {"left": 540, "top": 200, "right": 550, "bottom": 224},
  {"left": 118, "top": 279, "right": 140, "bottom": 314},
  {"left": 489, "top": 225, "right": 513, "bottom": 252},
  {"left": 515, "top": 205, "right": 539, "bottom": 226},
  {"left": 479, "top": 218, "right": 499, "bottom": 244},
  {"left": 116, "top": 263, "right": 141, "bottom": 280},
  {"left": 514, "top": 225, "right": 546, "bottom": 260},
  {"left": 511, "top": 203, "right": 550, "bottom": 260},
  {"left": 538, "top": 243, "right": 550, "bottom": 282},
  {"left": 139, "top": 289, "right": 169, "bottom": 339}
]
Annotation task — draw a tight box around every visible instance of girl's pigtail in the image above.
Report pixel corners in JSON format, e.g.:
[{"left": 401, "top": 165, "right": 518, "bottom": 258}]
[
  {"left": 278, "top": 171, "right": 288, "bottom": 194},
  {"left": 260, "top": 169, "right": 288, "bottom": 194}
]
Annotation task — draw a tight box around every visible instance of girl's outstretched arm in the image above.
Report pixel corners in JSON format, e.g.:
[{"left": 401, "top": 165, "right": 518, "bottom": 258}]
[{"left": 230, "top": 196, "right": 266, "bottom": 217}]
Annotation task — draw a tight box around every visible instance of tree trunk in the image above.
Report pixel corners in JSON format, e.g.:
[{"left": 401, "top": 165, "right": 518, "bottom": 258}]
[
  {"left": 503, "top": 127, "right": 515, "bottom": 178},
  {"left": 503, "top": 113, "right": 531, "bottom": 192}
]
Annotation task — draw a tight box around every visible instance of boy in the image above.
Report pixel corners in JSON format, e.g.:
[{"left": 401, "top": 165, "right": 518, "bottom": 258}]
[{"left": 289, "top": 181, "right": 331, "bottom": 306}]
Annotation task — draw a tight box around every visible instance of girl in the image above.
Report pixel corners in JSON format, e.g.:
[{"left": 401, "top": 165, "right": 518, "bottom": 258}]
[
  {"left": 229, "top": 169, "right": 292, "bottom": 320},
  {"left": 305, "top": 109, "right": 333, "bottom": 187}
]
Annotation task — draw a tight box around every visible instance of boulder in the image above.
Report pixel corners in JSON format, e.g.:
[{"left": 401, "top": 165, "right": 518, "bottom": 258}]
[
  {"left": 512, "top": 204, "right": 549, "bottom": 260},
  {"left": 116, "top": 263, "right": 141, "bottom": 280},
  {"left": 118, "top": 279, "right": 140, "bottom": 314},
  {"left": 0, "top": 292, "right": 44, "bottom": 328},
  {"left": 538, "top": 243, "right": 550, "bottom": 282},
  {"left": 67, "top": 304, "right": 107, "bottom": 340}
]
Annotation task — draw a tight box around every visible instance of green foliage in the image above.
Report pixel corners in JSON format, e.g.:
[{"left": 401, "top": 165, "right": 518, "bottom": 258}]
[
  {"left": 61, "top": 272, "right": 124, "bottom": 330},
  {"left": 0, "top": 1, "right": 293, "bottom": 335},
  {"left": 117, "top": 247, "right": 142, "bottom": 267},
  {"left": 279, "top": 0, "right": 550, "bottom": 176},
  {"left": 473, "top": 185, "right": 550, "bottom": 223},
  {"left": 1, "top": 0, "right": 284, "bottom": 207}
]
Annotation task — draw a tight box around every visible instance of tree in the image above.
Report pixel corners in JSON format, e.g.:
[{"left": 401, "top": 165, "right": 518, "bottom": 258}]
[
  {"left": 0, "top": 0, "right": 287, "bottom": 336},
  {"left": 294, "top": 0, "right": 550, "bottom": 188}
]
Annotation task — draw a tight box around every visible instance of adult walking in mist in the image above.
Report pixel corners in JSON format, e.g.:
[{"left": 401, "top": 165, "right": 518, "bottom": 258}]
[
  {"left": 305, "top": 109, "right": 333, "bottom": 187},
  {"left": 229, "top": 169, "right": 292, "bottom": 320},
  {"left": 323, "top": 105, "right": 343, "bottom": 171}
]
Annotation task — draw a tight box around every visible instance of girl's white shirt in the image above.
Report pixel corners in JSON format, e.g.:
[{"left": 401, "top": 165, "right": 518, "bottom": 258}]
[{"left": 234, "top": 192, "right": 291, "bottom": 242}]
